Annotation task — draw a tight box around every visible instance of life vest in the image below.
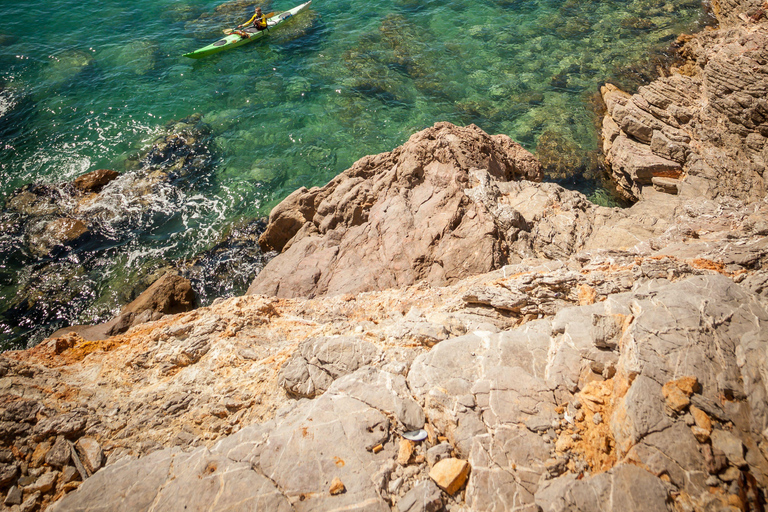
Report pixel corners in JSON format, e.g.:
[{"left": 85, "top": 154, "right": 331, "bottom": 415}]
[{"left": 244, "top": 12, "right": 267, "bottom": 30}]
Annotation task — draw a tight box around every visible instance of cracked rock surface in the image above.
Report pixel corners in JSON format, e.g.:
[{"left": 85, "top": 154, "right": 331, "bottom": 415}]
[{"left": 3, "top": 3, "right": 768, "bottom": 505}]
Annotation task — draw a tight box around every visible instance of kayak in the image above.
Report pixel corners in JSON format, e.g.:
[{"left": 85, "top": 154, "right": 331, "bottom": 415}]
[{"left": 183, "top": 1, "right": 312, "bottom": 59}]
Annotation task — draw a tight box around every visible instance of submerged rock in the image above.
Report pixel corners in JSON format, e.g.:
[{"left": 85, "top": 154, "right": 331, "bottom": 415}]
[
  {"left": 535, "top": 129, "right": 594, "bottom": 180},
  {"left": 43, "top": 50, "right": 95, "bottom": 86},
  {"left": 0, "top": 114, "right": 215, "bottom": 346},
  {"left": 178, "top": 218, "right": 273, "bottom": 303}
]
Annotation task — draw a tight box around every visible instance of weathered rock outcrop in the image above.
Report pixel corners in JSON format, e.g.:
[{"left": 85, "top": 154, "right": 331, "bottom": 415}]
[
  {"left": 48, "top": 271, "right": 197, "bottom": 341},
  {"left": 602, "top": 5, "right": 768, "bottom": 202},
  {"left": 1, "top": 159, "right": 766, "bottom": 510},
  {"left": 248, "top": 122, "right": 542, "bottom": 298},
  {"left": 2, "top": 0, "right": 768, "bottom": 508}
]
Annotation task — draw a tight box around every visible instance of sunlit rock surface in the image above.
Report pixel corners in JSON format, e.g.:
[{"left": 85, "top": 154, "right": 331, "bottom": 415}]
[{"left": 3, "top": 0, "right": 768, "bottom": 508}]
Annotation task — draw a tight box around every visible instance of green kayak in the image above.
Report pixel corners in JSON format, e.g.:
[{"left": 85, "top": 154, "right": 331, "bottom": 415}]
[{"left": 183, "top": 1, "right": 312, "bottom": 59}]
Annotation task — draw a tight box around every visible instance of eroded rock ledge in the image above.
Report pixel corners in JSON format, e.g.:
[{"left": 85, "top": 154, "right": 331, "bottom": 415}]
[{"left": 601, "top": 0, "right": 768, "bottom": 202}]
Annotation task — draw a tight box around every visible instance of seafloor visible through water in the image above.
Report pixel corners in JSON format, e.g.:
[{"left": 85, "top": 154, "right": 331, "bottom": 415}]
[{"left": 0, "top": 0, "right": 710, "bottom": 347}]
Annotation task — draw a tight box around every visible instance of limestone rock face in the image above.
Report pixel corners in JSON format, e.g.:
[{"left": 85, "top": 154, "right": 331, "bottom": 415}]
[
  {"left": 50, "top": 369, "right": 411, "bottom": 512},
  {"left": 535, "top": 464, "right": 671, "bottom": 511},
  {"left": 397, "top": 480, "right": 442, "bottom": 512},
  {"left": 601, "top": 13, "right": 768, "bottom": 203},
  {"left": 36, "top": 274, "right": 768, "bottom": 512},
  {"left": 249, "top": 122, "right": 542, "bottom": 298},
  {"left": 408, "top": 275, "right": 768, "bottom": 510}
]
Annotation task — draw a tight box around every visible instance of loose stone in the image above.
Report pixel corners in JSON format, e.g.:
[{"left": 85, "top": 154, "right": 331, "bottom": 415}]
[
  {"left": 329, "top": 477, "right": 345, "bottom": 495},
  {"left": 428, "top": 458, "right": 470, "bottom": 495}
]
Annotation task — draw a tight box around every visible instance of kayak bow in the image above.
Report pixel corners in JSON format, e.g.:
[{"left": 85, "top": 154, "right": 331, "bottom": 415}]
[{"left": 183, "top": 1, "right": 311, "bottom": 59}]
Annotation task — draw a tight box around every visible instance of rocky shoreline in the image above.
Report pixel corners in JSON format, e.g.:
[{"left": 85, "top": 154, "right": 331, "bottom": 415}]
[{"left": 1, "top": 0, "right": 767, "bottom": 510}]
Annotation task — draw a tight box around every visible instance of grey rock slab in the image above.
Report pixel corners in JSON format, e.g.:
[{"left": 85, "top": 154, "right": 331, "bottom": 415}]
[
  {"left": 626, "top": 422, "right": 709, "bottom": 495},
  {"left": 212, "top": 374, "right": 417, "bottom": 510},
  {"left": 148, "top": 448, "right": 292, "bottom": 512},
  {"left": 48, "top": 448, "right": 177, "bottom": 512},
  {"left": 611, "top": 375, "right": 673, "bottom": 451},
  {"left": 60, "top": 465, "right": 79, "bottom": 484},
  {"left": 4, "top": 485, "right": 21, "bottom": 506},
  {"left": 45, "top": 436, "right": 71, "bottom": 468},
  {"left": 710, "top": 429, "right": 746, "bottom": 467},
  {"left": 621, "top": 275, "right": 768, "bottom": 420},
  {"left": 75, "top": 437, "right": 104, "bottom": 474},
  {"left": 19, "top": 491, "right": 41, "bottom": 512},
  {"left": 24, "top": 469, "right": 58, "bottom": 494},
  {"left": 328, "top": 367, "right": 424, "bottom": 430},
  {"left": 535, "top": 464, "right": 671, "bottom": 512},
  {"left": 397, "top": 479, "right": 442, "bottom": 512},
  {"left": 255, "top": 394, "right": 391, "bottom": 500},
  {"left": 426, "top": 443, "right": 453, "bottom": 467},
  {"left": 409, "top": 323, "right": 555, "bottom": 435},
  {"left": 466, "top": 425, "right": 549, "bottom": 506},
  {"left": 0, "top": 462, "right": 18, "bottom": 487},
  {"left": 408, "top": 324, "right": 557, "bottom": 510}
]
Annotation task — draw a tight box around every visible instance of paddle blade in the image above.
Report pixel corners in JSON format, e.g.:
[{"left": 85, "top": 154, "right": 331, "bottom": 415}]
[{"left": 223, "top": 28, "right": 234, "bottom": 34}]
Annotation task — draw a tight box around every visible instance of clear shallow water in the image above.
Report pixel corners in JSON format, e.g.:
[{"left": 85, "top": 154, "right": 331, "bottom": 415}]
[{"left": 0, "top": 0, "right": 708, "bottom": 346}]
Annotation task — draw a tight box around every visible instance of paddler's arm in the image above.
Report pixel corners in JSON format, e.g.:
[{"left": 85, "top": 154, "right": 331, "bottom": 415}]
[{"left": 238, "top": 13, "right": 258, "bottom": 28}]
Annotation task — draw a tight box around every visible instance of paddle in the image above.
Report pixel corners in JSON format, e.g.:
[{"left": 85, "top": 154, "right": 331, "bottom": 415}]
[{"left": 223, "top": 12, "right": 276, "bottom": 34}]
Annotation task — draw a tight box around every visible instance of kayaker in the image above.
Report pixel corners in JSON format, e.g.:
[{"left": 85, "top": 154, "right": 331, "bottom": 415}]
[{"left": 235, "top": 7, "right": 268, "bottom": 37}]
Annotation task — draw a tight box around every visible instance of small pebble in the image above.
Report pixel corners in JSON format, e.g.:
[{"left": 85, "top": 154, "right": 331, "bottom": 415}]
[{"left": 593, "top": 413, "right": 602, "bottom": 425}]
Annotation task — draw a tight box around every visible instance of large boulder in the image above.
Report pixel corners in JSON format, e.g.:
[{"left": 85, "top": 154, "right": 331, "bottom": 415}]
[
  {"left": 48, "top": 271, "right": 196, "bottom": 341},
  {"left": 248, "top": 122, "right": 542, "bottom": 299}
]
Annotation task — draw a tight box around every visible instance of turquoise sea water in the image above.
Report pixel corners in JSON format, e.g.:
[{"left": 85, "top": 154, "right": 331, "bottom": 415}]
[{"left": 0, "top": 0, "right": 709, "bottom": 346}]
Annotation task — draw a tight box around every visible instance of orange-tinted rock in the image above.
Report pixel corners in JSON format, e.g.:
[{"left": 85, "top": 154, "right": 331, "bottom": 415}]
[
  {"left": 397, "top": 439, "right": 414, "bottom": 465},
  {"left": 662, "top": 377, "right": 698, "bottom": 414},
  {"left": 329, "top": 477, "right": 345, "bottom": 495},
  {"left": 429, "top": 458, "right": 470, "bottom": 495},
  {"left": 121, "top": 272, "right": 196, "bottom": 317},
  {"left": 690, "top": 405, "right": 712, "bottom": 433}
]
